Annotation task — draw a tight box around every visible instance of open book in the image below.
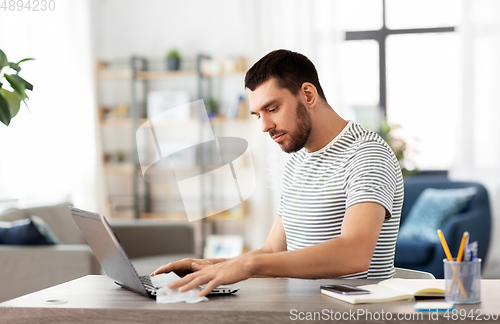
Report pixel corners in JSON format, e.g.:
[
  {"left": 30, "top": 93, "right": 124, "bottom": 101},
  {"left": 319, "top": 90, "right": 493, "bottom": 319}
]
[{"left": 321, "top": 278, "right": 445, "bottom": 304}]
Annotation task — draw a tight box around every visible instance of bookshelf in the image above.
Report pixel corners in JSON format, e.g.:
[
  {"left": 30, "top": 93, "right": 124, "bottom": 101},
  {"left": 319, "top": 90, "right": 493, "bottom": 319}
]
[{"left": 96, "top": 54, "right": 252, "bottom": 252}]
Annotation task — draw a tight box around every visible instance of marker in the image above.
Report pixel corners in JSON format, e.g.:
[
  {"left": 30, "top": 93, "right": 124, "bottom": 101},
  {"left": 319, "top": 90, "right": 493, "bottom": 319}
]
[
  {"left": 467, "top": 241, "right": 479, "bottom": 293},
  {"left": 470, "top": 241, "right": 478, "bottom": 261},
  {"left": 464, "top": 236, "right": 471, "bottom": 262}
]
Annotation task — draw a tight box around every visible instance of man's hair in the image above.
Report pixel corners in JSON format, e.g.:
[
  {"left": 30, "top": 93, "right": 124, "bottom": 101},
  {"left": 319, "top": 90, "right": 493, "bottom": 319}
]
[{"left": 244, "top": 49, "right": 326, "bottom": 101}]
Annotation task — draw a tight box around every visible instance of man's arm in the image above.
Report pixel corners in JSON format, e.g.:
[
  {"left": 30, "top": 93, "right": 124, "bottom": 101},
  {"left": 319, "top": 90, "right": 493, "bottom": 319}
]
[
  {"left": 247, "top": 216, "right": 288, "bottom": 255},
  {"left": 250, "top": 202, "right": 385, "bottom": 278},
  {"left": 243, "top": 216, "right": 287, "bottom": 278},
  {"left": 151, "top": 216, "right": 287, "bottom": 276},
  {"left": 170, "top": 202, "right": 385, "bottom": 296}
]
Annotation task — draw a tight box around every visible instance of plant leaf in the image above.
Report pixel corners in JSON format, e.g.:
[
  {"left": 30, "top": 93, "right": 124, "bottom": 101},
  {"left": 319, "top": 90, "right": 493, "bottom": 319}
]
[
  {"left": 10, "top": 75, "right": 33, "bottom": 91},
  {"left": 0, "top": 49, "right": 8, "bottom": 70},
  {"left": 0, "top": 94, "right": 12, "bottom": 126},
  {"left": 9, "top": 62, "right": 21, "bottom": 72},
  {"left": 22, "top": 98, "right": 31, "bottom": 113},
  {"left": 16, "top": 58, "right": 35, "bottom": 65},
  {"left": 4, "top": 74, "right": 26, "bottom": 99},
  {"left": 1, "top": 89, "right": 22, "bottom": 117}
]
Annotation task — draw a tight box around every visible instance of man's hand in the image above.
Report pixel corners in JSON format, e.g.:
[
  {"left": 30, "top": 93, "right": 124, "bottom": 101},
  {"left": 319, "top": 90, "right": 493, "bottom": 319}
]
[
  {"left": 149, "top": 216, "right": 287, "bottom": 296},
  {"left": 151, "top": 258, "right": 226, "bottom": 277},
  {"left": 166, "top": 253, "right": 255, "bottom": 297}
]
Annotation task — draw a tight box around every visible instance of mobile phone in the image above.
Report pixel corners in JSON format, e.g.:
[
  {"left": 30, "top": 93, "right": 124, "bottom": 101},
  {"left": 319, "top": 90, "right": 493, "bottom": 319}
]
[{"left": 320, "top": 284, "right": 370, "bottom": 295}]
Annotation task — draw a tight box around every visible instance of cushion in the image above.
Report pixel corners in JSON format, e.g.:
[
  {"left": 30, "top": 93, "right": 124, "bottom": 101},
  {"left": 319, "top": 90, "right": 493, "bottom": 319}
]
[
  {"left": 398, "top": 187, "right": 477, "bottom": 242},
  {"left": 0, "top": 216, "right": 60, "bottom": 245},
  {"left": 30, "top": 215, "right": 61, "bottom": 244},
  {"left": 395, "top": 239, "right": 436, "bottom": 265},
  {"left": 21, "top": 203, "right": 85, "bottom": 244}
]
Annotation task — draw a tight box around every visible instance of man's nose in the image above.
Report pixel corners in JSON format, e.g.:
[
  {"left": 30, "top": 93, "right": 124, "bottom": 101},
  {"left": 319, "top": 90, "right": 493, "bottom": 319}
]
[{"left": 260, "top": 115, "right": 275, "bottom": 133}]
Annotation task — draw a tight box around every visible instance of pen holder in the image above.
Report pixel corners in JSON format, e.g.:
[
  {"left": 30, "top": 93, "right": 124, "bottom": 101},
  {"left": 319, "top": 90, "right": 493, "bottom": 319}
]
[{"left": 443, "top": 258, "right": 481, "bottom": 304}]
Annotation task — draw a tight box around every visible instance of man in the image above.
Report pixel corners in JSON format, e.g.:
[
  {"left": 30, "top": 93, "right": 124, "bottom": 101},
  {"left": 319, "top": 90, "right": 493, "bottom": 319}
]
[{"left": 152, "top": 49, "right": 404, "bottom": 297}]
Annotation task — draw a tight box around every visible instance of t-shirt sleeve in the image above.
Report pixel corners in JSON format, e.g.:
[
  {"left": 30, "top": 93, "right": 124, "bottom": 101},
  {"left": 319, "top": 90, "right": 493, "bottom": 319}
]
[{"left": 343, "top": 140, "right": 398, "bottom": 219}]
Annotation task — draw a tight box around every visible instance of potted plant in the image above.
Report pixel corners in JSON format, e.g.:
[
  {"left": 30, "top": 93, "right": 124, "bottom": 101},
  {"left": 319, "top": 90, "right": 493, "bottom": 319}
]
[
  {"left": 378, "top": 118, "right": 418, "bottom": 177},
  {"left": 165, "top": 49, "right": 181, "bottom": 71},
  {"left": 0, "top": 49, "right": 34, "bottom": 126}
]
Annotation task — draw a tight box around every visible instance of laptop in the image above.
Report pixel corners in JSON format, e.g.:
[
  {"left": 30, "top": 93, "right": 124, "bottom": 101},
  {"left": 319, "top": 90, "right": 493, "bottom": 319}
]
[{"left": 69, "top": 206, "right": 239, "bottom": 298}]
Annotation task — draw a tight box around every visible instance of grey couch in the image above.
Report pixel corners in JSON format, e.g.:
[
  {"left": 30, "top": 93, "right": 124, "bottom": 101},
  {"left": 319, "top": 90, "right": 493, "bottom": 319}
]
[{"left": 0, "top": 203, "right": 195, "bottom": 302}]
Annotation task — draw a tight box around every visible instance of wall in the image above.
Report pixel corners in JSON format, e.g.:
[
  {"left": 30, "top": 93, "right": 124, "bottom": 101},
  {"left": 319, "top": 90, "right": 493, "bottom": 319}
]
[{"left": 91, "top": 0, "right": 261, "bottom": 61}]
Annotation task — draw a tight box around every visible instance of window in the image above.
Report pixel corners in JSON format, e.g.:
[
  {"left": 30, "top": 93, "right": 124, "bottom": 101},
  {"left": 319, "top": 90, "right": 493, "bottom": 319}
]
[{"left": 340, "top": 0, "right": 459, "bottom": 170}]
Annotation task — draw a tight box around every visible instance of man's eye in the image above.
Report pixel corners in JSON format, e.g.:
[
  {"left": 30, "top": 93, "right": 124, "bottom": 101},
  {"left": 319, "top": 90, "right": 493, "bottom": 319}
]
[{"left": 269, "top": 107, "right": 278, "bottom": 113}]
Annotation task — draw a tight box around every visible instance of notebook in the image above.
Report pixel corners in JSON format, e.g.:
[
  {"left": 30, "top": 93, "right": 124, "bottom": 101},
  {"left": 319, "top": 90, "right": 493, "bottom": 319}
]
[{"left": 321, "top": 278, "right": 445, "bottom": 304}]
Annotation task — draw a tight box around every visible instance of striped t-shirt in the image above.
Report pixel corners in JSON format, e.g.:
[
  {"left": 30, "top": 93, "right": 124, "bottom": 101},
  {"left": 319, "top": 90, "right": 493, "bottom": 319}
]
[{"left": 278, "top": 121, "right": 404, "bottom": 279}]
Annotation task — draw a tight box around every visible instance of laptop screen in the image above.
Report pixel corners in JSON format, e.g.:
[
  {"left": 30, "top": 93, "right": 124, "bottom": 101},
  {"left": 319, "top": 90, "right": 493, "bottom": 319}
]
[{"left": 70, "top": 207, "right": 148, "bottom": 296}]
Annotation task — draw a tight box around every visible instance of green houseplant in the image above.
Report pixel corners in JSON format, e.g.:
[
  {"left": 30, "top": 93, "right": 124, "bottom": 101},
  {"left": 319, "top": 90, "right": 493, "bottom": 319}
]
[
  {"left": 0, "top": 49, "right": 34, "bottom": 126},
  {"left": 165, "top": 49, "right": 181, "bottom": 71},
  {"left": 378, "top": 119, "right": 418, "bottom": 178}
]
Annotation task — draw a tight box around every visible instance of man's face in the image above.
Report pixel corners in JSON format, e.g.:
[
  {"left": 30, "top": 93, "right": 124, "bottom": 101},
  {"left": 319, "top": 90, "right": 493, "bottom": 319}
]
[{"left": 249, "top": 78, "right": 312, "bottom": 153}]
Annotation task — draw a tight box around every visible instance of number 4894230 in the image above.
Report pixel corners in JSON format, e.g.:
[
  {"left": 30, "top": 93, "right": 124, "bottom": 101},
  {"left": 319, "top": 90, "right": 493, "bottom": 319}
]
[{"left": 1, "top": 0, "right": 56, "bottom": 11}]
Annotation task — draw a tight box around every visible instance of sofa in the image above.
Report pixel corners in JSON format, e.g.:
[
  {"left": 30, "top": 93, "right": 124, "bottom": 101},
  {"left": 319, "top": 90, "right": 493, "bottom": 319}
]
[
  {"left": 0, "top": 203, "right": 195, "bottom": 302},
  {"left": 394, "top": 177, "right": 491, "bottom": 279}
]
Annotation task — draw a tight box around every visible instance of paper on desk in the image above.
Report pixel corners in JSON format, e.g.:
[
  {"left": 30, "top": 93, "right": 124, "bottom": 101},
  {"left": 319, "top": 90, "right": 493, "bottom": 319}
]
[{"left": 150, "top": 272, "right": 208, "bottom": 304}]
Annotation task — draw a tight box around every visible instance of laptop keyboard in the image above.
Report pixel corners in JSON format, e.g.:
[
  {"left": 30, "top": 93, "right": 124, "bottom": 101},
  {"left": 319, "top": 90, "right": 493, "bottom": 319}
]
[
  {"left": 140, "top": 275, "right": 238, "bottom": 296},
  {"left": 139, "top": 276, "right": 158, "bottom": 296}
]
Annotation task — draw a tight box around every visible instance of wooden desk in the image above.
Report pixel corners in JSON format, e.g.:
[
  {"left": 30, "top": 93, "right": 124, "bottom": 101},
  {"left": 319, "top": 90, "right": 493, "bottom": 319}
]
[{"left": 1, "top": 275, "right": 499, "bottom": 323}]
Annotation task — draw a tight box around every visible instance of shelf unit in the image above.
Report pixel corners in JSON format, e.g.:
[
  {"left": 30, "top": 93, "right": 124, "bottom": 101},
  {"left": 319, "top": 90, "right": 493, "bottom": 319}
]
[{"left": 96, "top": 55, "right": 251, "bottom": 253}]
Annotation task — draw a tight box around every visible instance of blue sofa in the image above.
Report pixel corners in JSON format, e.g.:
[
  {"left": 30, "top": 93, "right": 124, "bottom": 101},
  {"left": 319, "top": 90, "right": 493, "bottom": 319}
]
[{"left": 394, "top": 176, "right": 491, "bottom": 279}]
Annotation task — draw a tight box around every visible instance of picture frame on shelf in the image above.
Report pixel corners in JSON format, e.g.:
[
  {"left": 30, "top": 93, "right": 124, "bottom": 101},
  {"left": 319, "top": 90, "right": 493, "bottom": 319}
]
[
  {"left": 147, "top": 91, "right": 190, "bottom": 120},
  {"left": 203, "top": 234, "right": 244, "bottom": 259}
]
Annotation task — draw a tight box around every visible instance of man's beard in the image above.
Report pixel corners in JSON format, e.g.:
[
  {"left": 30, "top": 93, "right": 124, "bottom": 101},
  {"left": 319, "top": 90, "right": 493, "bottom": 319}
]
[{"left": 270, "top": 101, "right": 312, "bottom": 154}]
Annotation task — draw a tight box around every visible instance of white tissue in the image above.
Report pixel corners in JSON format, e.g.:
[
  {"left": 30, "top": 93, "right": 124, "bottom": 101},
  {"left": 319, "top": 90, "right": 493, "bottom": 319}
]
[{"left": 150, "top": 272, "right": 208, "bottom": 304}]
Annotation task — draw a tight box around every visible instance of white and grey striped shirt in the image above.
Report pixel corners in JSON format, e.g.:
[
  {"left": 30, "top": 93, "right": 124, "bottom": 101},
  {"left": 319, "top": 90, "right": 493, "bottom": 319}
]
[{"left": 278, "top": 121, "right": 404, "bottom": 279}]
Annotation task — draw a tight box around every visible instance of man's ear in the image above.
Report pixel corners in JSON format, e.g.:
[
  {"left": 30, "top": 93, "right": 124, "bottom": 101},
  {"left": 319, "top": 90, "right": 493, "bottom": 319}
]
[{"left": 301, "top": 82, "right": 318, "bottom": 109}]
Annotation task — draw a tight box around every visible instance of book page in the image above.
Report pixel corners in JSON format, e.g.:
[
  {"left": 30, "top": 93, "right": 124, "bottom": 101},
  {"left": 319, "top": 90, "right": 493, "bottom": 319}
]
[
  {"left": 377, "top": 278, "right": 445, "bottom": 296},
  {"left": 322, "top": 284, "right": 413, "bottom": 304}
]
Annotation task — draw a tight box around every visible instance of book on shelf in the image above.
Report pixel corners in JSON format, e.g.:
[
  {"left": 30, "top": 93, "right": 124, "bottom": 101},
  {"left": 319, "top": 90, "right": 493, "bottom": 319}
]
[{"left": 321, "top": 278, "right": 445, "bottom": 304}]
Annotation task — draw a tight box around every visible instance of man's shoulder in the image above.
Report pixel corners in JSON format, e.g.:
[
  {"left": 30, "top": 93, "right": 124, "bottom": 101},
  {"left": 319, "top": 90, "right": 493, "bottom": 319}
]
[
  {"left": 324, "top": 122, "right": 391, "bottom": 157},
  {"left": 345, "top": 123, "right": 393, "bottom": 154},
  {"left": 347, "top": 122, "right": 381, "bottom": 143}
]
